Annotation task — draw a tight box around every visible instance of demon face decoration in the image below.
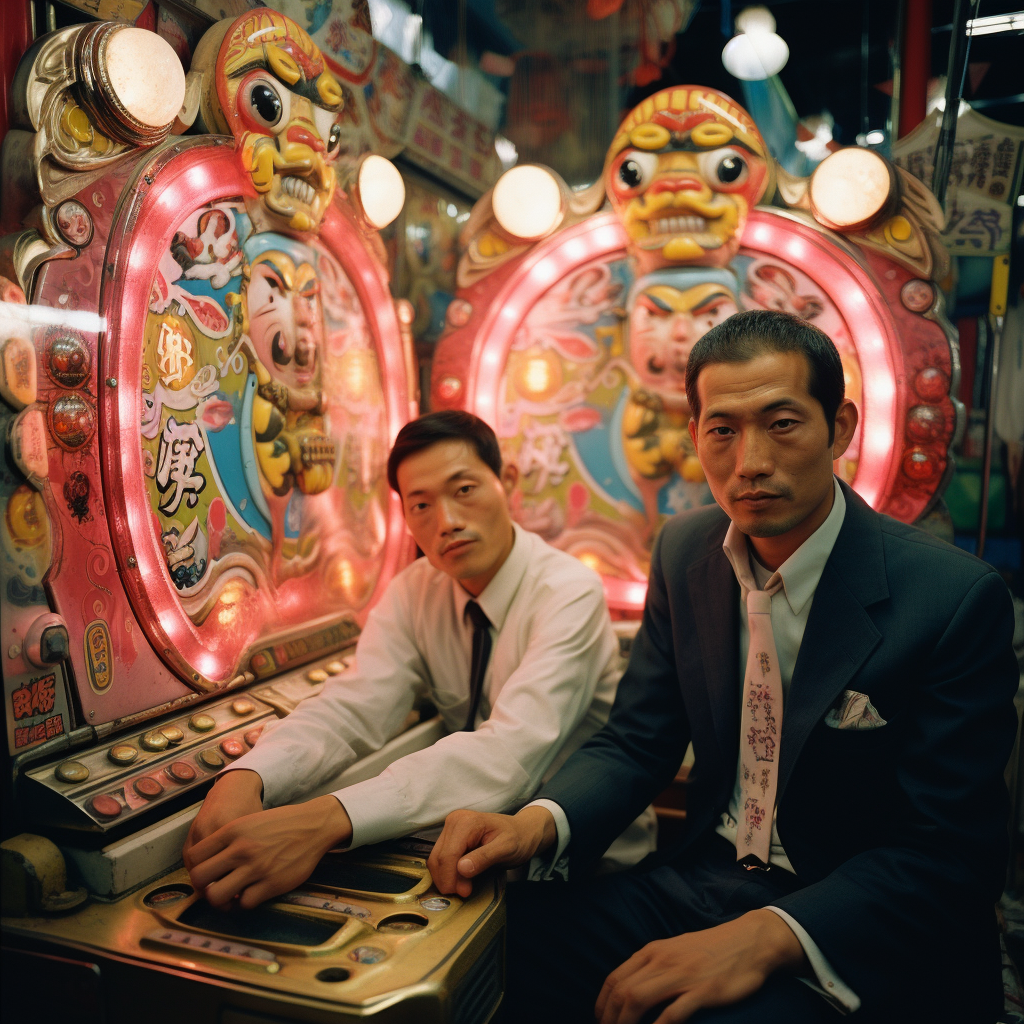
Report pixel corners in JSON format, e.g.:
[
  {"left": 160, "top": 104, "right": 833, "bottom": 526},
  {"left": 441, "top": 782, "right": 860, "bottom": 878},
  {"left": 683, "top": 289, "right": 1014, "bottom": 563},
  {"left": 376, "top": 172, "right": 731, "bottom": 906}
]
[
  {"left": 604, "top": 87, "right": 770, "bottom": 274},
  {"left": 196, "top": 11, "right": 344, "bottom": 233}
]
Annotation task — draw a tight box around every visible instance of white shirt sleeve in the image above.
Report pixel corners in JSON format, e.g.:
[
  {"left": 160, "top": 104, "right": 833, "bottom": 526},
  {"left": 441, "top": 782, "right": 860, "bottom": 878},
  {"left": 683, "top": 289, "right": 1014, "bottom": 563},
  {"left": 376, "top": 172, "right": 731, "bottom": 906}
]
[
  {"left": 764, "top": 907, "right": 861, "bottom": 1013},
  {"left": 223, "top": 577, "right": 428, "bottom": 808},
  {"left": 337, "top": 580, "right": 616, "bottom": 848},
  {"left": 524, "top": 798, "right": 571, "bottom": 881}
]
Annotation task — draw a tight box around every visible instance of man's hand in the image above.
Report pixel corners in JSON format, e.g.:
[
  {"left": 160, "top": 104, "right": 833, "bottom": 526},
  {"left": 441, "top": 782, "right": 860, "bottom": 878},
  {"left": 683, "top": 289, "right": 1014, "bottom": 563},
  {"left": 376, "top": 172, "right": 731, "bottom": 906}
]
[
  {"left": 185, "top": 795, "right": 353, "bottom": 909},
  {"left": 595, "top": 910, "right": 807, "bottom": 1024},
  {"left": 183, "top": 770, "right": 265, "bottom": 871},
  {"left": 428, "top": 805, "right": 557, "bottom": 897}
]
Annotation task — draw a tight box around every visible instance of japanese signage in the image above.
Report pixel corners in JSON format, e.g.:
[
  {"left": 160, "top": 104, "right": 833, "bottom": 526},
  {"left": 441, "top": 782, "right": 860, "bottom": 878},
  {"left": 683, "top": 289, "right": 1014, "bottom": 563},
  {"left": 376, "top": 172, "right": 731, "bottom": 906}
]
[{"left": 893, "top": 108, "right": 1024, "bottom": 255}]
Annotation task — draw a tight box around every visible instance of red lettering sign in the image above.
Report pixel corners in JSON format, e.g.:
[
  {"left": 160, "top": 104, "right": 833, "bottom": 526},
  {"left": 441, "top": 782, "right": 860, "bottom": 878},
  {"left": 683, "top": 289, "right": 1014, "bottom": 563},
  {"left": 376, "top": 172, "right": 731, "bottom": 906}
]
[{"left": 12, "top": 674, "right": 56, "bottom": 720}]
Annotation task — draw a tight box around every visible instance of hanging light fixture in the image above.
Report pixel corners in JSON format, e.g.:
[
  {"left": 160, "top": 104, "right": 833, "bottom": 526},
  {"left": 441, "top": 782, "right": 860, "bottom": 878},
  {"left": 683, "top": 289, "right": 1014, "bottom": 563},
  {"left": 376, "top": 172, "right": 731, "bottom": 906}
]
[{"left": 722, "top": 5, "right": 790, "bottom": 81}]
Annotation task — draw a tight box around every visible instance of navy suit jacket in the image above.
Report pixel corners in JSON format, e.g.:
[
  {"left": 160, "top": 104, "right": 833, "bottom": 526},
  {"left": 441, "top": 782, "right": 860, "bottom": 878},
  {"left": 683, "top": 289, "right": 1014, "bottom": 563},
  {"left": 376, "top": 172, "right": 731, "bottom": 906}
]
[{"left": 539, "top": 482, "right": 1019, "bottom": 1018}]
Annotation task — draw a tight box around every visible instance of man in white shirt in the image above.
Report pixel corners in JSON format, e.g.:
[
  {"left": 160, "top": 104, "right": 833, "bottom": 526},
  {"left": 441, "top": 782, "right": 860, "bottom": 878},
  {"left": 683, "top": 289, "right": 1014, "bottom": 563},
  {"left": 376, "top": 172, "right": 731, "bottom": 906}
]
[
  {"left": 428, "top": 310, "right": 1018, "bottom": 1024},
  {"left": 183, "top": 411, "right": 655, "bottom": 909}
]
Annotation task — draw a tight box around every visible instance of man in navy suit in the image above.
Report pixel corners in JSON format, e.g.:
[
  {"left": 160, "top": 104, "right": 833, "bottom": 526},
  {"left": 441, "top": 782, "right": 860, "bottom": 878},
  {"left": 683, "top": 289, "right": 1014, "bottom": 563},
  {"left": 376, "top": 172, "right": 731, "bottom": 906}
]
[{"left": 428, "top": 309, "right": 1019, "bottom": 1024}]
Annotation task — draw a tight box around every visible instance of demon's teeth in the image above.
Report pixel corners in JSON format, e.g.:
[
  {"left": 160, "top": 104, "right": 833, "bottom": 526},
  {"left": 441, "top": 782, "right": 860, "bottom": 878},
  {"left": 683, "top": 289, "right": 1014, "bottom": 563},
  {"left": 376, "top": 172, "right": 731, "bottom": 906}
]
[
  {"left": 281, "top": 176, "right": 316, "bottom": 205},
  {"left": 652, "top": 215, "right": 708, "bottom": 235}
]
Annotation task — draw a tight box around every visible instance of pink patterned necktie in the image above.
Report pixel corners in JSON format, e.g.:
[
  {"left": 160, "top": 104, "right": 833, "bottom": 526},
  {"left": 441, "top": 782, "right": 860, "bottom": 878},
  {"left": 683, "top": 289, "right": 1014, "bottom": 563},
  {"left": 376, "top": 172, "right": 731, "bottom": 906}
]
[{"left": 737, "top": 582, "right": 783, "bottom": 869}]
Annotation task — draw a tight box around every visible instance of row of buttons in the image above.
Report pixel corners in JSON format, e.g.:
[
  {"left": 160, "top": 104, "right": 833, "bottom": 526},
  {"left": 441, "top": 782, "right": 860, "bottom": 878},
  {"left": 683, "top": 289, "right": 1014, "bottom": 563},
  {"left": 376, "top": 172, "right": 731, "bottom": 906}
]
[
  {"left": 305, "top": 660, "right": 347, "bottom": 684},
  {"left": 54, "top": 700, "right": 258, "bottom": 784},
  {"left": 85, "top": 725, "right": 265, "bottom": 820}
]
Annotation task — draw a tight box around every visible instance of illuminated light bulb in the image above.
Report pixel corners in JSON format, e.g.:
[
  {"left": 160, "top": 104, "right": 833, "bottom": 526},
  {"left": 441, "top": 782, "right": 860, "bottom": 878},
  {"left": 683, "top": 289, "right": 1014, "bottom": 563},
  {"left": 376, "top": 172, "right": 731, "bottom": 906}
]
[
  {"left": 579, "top": 553, "right": 601, "bottom": 572},
  {"left": 735, "top": 5, "right": 776, "bottom": 34},
  {"left": 357, "top": 155, "right": 406, "bottom": 229},
  {"left": 341, "top": 349, "right": 372, "bottom": 400},
  {"left": 722, "top": 31, "right": 789, "bottom": 80},
  {"left": 492, "top": 165, "right": 564, "bottom": 241},
  {"left": 106, "top": 28, "right": 186, "bottom": 127},
  {"left": 808, "top": 148, "right": 894, "bottom": 232},
  {"left": 865, "top": 129, "right": 885, "bottom": 146},
  {"left": 524, "top": 358, "right": 551, "bottom": 394}
]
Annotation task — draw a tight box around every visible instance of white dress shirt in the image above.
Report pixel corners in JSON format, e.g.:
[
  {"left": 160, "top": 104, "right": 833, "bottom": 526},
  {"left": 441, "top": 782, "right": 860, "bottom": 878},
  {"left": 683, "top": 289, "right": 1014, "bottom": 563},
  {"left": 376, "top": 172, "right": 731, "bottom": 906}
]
[
  {"left": 541, "top": 479, "right": 859, "bottom": 1012},
  {"left": 227, "top": 524, "right": 656, "bottom": 863}
]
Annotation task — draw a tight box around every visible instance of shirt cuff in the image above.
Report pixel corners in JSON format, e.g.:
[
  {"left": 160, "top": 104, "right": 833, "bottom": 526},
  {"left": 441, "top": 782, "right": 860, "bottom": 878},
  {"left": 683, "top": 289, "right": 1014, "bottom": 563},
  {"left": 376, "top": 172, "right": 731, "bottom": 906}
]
[
  {"left": 764, "top": 907, "right": 861, "bottom": 1014},
  {"left": 524, "top": 799, "right": 570, "bottom": 881},
  {"left": 331, "top": 776, "right": 402, "bottom": 849}
]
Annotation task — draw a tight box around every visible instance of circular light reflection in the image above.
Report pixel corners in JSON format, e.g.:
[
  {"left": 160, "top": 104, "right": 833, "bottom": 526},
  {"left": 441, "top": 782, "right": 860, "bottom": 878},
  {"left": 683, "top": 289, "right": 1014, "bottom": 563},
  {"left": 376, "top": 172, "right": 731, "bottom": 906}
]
[{"left": 492, "top": 166, "right": 564, "bottom": 240}]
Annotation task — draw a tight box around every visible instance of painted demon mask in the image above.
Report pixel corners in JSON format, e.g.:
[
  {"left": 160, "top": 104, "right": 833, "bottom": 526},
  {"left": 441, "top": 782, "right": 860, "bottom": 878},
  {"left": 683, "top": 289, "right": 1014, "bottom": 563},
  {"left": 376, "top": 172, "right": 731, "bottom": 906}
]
[
  {"left": 197, "top": 11, "right": 344, "bottom": 232},
  {"left": 604, "top": 87, "right": 769, "bottom": 273}
]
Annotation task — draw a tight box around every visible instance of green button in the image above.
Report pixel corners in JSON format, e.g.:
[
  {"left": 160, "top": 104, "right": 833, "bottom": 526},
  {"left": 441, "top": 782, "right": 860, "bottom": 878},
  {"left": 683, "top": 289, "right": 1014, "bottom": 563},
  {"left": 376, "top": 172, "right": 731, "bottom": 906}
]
[
  {"left": 141, "top": 730, "right": 169, "bottom": 751},
  {"left": 55, "top": 760, "right": 89, "bottom": 784},
  {"left": 189, "top": 713, "right": 216, "bottom": 732},
  {"left": 199, "top": 749, "right": 224, "bottom": 769}
]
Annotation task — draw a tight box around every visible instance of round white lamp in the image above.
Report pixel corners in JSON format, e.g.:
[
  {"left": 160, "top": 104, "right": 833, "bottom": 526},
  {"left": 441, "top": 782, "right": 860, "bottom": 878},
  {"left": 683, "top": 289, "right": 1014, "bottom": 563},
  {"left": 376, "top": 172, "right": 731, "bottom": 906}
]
[
  {"left": 491, "top": 165, "right": 565, "bottom": 241},
  {"left": 722, "top": 30, "right": 790, "bottom": 81},
  {"left": 357, "top": 155, "right": 406, "bottom": 230}
]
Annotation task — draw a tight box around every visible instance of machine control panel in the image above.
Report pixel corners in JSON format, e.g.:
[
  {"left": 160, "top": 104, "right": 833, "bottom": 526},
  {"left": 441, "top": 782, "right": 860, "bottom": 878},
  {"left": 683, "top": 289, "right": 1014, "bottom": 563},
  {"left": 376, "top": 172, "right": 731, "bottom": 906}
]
[{"left": 22, "top": 650, "right": 357, "bottom": 831}]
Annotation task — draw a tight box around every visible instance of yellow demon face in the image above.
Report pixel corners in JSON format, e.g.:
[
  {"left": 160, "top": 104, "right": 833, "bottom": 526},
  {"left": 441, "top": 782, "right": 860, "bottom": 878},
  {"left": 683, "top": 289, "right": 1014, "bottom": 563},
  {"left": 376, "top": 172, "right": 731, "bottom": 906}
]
[
  {"left": 605, "top": 87, "right": 769, "bottom": 273},
  {"left": 212, "top": 12, "right": 344, "bottom": 232}
]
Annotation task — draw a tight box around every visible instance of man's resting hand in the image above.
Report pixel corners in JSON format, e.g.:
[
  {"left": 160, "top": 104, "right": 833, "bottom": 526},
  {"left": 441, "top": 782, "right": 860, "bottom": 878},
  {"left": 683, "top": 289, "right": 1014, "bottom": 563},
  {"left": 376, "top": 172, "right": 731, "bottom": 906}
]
[
  {"left": 183, "top": 769, "right": 264, "bottom": 869},
  {"left": 184, "top": 794, "right": 353, "bottom": 909},
  {"left": 595, "top": 909, "right": 807, "bottom": 1024},
  {"left": 428, "top": 806, "right": 557, "bottom": 897}
]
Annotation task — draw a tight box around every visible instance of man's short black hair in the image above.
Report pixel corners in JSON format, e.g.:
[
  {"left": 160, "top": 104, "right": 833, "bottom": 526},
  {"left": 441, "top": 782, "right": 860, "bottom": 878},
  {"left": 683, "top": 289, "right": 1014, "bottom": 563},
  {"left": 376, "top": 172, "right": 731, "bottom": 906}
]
[
  {"left": 387, "top": 410, "right": 502, "bottom": 494},
  {"left": 684, "top": 309, "right": 846, "bottom": 444}
]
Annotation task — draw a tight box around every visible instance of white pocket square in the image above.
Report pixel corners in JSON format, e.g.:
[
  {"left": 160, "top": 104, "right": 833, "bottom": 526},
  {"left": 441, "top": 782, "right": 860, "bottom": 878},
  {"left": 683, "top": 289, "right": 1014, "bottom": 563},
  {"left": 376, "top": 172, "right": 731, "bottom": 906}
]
[{"left": 824, "top": 690, "right": 887, "bottom": 730}]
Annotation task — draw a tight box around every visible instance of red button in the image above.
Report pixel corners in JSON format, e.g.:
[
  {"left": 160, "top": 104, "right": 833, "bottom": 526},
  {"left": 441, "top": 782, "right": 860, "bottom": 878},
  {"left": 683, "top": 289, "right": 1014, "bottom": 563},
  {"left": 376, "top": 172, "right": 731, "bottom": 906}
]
[
  {"left": 90, "top": 794, "right": 122, "bottom": 818},
  {"left": 134, "top": 776, "right": 164, "bottom": 799},
  {"left": 243, "top": 727, "right": 264, "bottom": 747},
  {"left": 168, "top": 761, "right": 197, "bottom": 783},
  {"left": 220, "top": 738, "right": 245, "bottom": 759}
]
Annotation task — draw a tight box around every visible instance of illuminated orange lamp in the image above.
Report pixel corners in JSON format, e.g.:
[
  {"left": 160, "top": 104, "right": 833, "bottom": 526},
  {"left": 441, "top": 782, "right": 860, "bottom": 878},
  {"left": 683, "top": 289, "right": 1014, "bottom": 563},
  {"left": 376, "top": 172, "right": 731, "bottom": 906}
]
[{"left": 808, "top": 148, "right": 898, "bottom": 233}]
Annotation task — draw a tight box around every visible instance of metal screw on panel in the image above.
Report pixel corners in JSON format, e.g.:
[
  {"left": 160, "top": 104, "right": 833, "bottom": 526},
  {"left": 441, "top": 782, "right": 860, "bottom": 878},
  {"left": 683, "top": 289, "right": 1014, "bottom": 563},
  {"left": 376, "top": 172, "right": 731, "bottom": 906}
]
[
  {"left": 144, "top": 175, "right": 153, "bottom": 184},
  {"left": 127, "top": 556, "right": 137, "bottom": 568},
  {"left": 106, "top": 377, "right": 117, "bottom": 388},
  {"left": 90, "top": 711, "right": 95, "bottom": 718}
]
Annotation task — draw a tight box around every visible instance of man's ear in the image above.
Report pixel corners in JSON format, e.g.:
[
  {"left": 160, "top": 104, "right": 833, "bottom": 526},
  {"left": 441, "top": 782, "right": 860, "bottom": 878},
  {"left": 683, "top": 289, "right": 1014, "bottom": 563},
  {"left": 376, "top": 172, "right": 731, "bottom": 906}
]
[
  {"left": 500, "top": 462, "right": 519, "bottom": 496},
  {"left": 831, "top": 398, "right": 859, "bottom": 460}
]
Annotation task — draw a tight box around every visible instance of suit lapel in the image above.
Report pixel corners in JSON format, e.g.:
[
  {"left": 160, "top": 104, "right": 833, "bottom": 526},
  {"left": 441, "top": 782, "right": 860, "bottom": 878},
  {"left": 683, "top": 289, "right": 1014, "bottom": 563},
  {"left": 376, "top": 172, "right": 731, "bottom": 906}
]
[
  {"left": 687, "top": 536, "right": 740, "bottom": 764},
  {"left": 778, "top": 485, "right": 887, "bottom": 798}
]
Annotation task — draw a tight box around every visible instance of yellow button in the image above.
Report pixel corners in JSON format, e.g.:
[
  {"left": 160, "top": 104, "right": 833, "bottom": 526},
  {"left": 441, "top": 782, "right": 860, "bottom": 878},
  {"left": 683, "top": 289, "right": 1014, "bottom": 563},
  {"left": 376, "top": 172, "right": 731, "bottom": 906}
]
[
  {"left": 306, "top": 669, "right": 328, "bottom": 683},
  {"left": 55, "top": 760, "right": 89, "bottom": 783},
  {"left": 326, "top": 661, "right": 345, "bottom": 675},
  {"left": 160, "top": 726, "right": 185, "bottom": 745},
  {"left": 141, "top": 730, "right": 169, "bottom": 752},
  {"left": 886, "top": 215, "right": 913, "bottom": 242},
  {"left": 108, "top": 744, "right": 139, "bottom": 766},
  {"left": 189, "top": 713, "right": 216, "bottom": 732},
  {"left": 199, "top": 749, "right": 224, "bottom": 769},
  {"left": 231, "top": 699, "right": 256, "bottom": 716}
]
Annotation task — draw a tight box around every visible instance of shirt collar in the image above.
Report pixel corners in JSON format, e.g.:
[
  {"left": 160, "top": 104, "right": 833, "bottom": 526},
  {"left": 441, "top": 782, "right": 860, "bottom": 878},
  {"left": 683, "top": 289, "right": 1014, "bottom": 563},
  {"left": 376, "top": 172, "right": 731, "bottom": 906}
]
[
  {"left": 451, "top": 523, "right": 529, "bottom": 631},
  {"left": 722, "top": 477, "right": 846, "bottom": 616}
]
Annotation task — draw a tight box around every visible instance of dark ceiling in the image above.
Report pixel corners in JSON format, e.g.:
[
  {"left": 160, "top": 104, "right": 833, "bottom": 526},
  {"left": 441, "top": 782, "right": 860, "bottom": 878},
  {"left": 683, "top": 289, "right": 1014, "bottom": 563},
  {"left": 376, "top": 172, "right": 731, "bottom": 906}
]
[{"left": 628, "top": 0, "right": 1024, "bottom": 139}]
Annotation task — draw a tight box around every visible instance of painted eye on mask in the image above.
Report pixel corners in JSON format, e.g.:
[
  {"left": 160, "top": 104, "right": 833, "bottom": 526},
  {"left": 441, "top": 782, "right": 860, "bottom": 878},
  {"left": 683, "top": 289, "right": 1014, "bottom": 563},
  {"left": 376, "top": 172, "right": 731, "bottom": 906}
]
[
  {"left": 614, "top": 151, "right": 658, "bottom": 194},
  {"left": 313, "top": 105, "right": 342, "bottom": 160},
  {"left": 243, "top": 77, "right": 290, "bottom": 131},
  {"left": 696, "top": 148, "right": 750, "bottom": 190}
]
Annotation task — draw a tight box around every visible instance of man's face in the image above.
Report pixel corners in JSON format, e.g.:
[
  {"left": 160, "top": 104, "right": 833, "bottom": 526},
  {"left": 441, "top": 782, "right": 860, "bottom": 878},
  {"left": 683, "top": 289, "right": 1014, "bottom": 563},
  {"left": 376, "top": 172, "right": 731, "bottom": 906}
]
[
  {"left": 629, "top": 285, "right": 737, "bottom": 393},
  {"left": 247, "top": 255, "right": 322, "bottom": 399},
  {"left": 688, "top": 350, "right": 857, "bottom": 546},
  {"left": 398, "top": 440, "right": 518, "bottom": 596}
]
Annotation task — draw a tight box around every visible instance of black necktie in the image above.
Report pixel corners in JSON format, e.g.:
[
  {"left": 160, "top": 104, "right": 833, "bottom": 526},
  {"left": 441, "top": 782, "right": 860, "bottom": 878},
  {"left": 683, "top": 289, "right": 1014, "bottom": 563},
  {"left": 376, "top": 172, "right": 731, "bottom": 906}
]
[{"left": 463, "top": 601, "right": 492, "bottom": 731}]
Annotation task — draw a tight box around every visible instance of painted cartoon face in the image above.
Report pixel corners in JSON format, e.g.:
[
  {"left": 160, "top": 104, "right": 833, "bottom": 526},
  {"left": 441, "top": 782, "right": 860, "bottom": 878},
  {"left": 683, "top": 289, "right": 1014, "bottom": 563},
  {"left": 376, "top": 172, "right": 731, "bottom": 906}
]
[
  {"left": 605, "top": 87, "right": 769, "bottom": 273},
  {"left": 215, "top": 12, "right": 344, "bottom": 231},
  {"left": 629, "top": 282, "right": 738, "bottom": 394},
  {"left": 246, "top": 251, "right": 323, "bottom": 403}
]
